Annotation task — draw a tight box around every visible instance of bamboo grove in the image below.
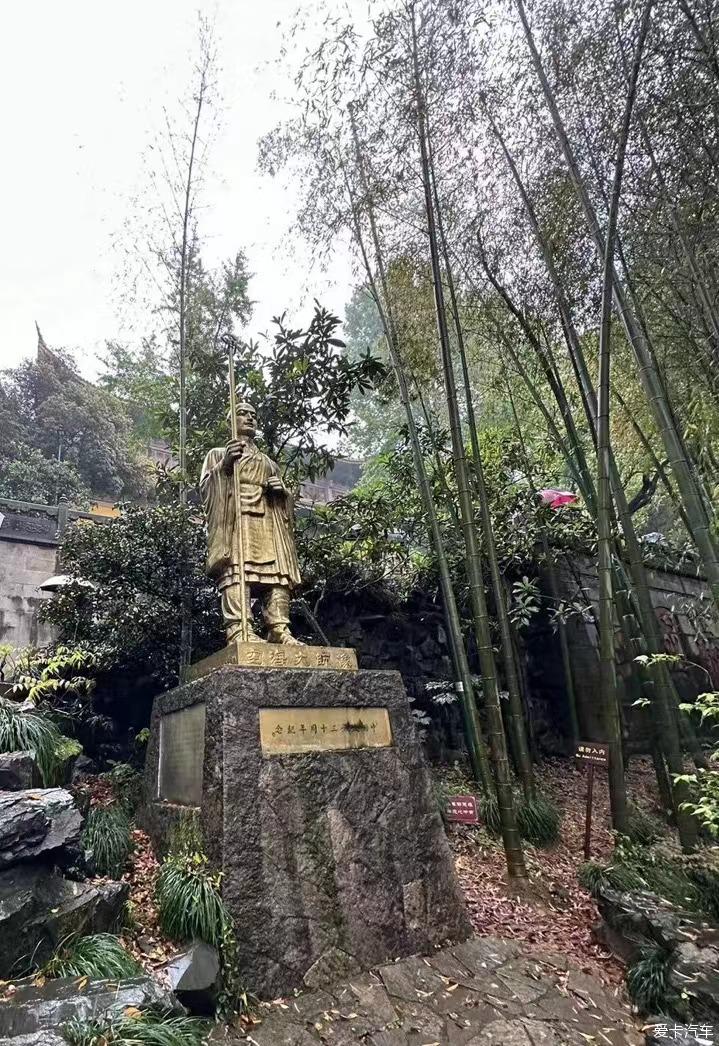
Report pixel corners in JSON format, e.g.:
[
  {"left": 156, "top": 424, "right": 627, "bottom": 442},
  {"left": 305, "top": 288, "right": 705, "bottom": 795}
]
[{"left": 260, "top": 0, "right": 719, "bottom": 874}]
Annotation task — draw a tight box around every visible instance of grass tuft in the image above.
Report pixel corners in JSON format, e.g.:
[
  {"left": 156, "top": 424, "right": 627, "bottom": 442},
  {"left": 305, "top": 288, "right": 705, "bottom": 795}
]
[
  {"left": 479, "top": 792, "right": 501, "bottom": 835},
  {"left": 167, "top": 810, "right": 204, "bottom": 857},
  {"left": 517, "top": 793, "right": 562, "bottom": 846},
  {"left": 82, "top": 805, "right": 132, "bottom": 877},
  {"left": 156, "top": 851, "right": 230, "bottom": 949},
  {"left": 44, "top": 933, "right": 141, "bottom": 979},
  {"left": 63, "top": 1011, "right": 207, "bottom": 1046},
  {"left": 624, "top": 804, "right": 666, "bottom": 846},
  {"left": 626, "top": 947, "right": 672, "bottom": 1013},
  {"left": 0, "top": 697, "right": 62, "bottom": 784}
]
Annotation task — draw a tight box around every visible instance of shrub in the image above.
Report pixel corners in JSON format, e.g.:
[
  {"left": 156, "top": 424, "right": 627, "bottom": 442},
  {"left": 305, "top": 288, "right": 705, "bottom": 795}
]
[
  {"left": 63, "top": 1011, "right": 206, "bottom": 1046},
  {"left": 106, "top": 762, "right": 144, "bottom": 814},
  {"left": 82, "top": 805, "right": 132, "bottom": 877},
  {"left": 624, "top": 804, "right": 666, "bottom": 846},
  {"left": 626, "top": 947, "right": 673, "bottom": 1014},
  {"left": 156, "top": 851, "right": 229, "bottom": 949},
  {"left": 0, "top": 697, "right": 62, "bottom": 784},
  {"left": 517, "top": 793, "right": 562, "bottom": 846},
  {"left": 166, "top": 810, "right": 204, "bottom": 857},
  {"left": 44, "top": 933, "right": 141, "bottom": 979},
  {"left": 577, "top": 859, "right": 646, "bottom": 896}
]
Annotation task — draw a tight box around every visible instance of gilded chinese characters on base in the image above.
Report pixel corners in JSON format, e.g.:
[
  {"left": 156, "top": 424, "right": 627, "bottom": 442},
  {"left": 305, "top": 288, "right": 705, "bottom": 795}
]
[{"left": 259, "top": 706, "right": 392, "bottom": 755}]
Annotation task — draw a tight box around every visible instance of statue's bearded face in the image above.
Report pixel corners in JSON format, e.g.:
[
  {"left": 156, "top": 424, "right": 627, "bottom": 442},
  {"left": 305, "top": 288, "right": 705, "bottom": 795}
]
[{"left": 235, "top": 403, "right": 257, "bottom": 437}]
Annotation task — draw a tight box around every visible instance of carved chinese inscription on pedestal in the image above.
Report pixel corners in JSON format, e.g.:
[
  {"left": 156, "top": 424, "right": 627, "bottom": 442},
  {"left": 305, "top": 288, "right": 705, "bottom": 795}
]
[
  {"left": 259, "top": 706, "right": 392, "bottom": 755},
  {"left": 158, "top": 703, "right": 206, "bottom": 806}
]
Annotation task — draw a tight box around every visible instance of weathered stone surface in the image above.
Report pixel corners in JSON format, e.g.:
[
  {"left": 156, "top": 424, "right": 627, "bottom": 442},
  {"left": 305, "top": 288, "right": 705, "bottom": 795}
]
[
  {"left": 231, "top": 935, "right": 642, "bottom": 1045},
  {"left": 0, "top": 788, "right": 81, "bottom": 868},
  {"left": 0, "top": 975, "right": 183, "bottom": 1037},
  {"left": 143, "top": 667, "right": 471, "bottom": 998},
  {"left": 0, "top": 752, "right": 41, "bottom": 790},
  {"left": 596, "top": 885, "right": 719, "bottom": 1025},
  {"left": 5, "top": 1033, "right": 68, "bottom": 1046},
  {"left": 0, "top": 863, "right": 128, "bottom": 977},
  {"left": 595, "top": 885, "right": 717, "bottom": 959},
  {"left": 668, "top": 938, "right": 719, "bottom": 1021},
  {"left": 160, "top": 939, "right": 220, "bottom": 1014}
]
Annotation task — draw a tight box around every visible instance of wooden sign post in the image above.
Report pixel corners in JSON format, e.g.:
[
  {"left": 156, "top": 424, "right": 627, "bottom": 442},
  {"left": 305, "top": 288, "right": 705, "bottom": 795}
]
[{"left": 574, "top": 742, "right": 609, "bottom": 859}]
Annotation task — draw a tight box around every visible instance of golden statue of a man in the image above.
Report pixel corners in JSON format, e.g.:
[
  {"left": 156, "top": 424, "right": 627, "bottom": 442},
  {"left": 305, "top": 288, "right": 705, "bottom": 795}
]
[{"left": 199, "top": 402, "right": 302, "bottom": 645}]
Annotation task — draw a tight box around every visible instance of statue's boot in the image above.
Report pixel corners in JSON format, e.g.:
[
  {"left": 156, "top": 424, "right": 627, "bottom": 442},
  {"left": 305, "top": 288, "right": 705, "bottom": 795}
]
[{"left": 267, "top": 624, "right": 303, "bottom": 646}]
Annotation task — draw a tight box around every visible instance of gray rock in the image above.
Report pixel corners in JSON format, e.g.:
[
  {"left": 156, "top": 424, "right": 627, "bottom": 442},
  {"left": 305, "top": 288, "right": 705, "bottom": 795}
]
[
  {"left": 3, "top": 1034, "right": 67, "bottom": 1046},
  {"left": 4, "top": 1033, "right": 68, "bottom": 1046},
  {"left": 596, "top": 886, "right": 719, "bottom": 1024},
  {"left": 0, "top": 788, "right": 82, "bottom": 868},
  {"left": 594, "top": 886, "right": 715, "bottom": 961},
  {"left": 143, "top": 667, "right": 472, "bottom": 999},
  {"left": 668, "top": 938, "right": 719, "bottom": 1022},
  {"left": 0, "top": 975, "right": 184, "bottom": 1038},
  {"left": 0, "top": 752, "right": 41, "bottom": 790},
  {"left": 0, "top": 863, "right": 129, "bottom": 978},
  {"left": 160, "top": 940, "right": 220, "bottom": 1014},
  {"left": 162, "top": 940, "right": 220, "bottom": 992}
]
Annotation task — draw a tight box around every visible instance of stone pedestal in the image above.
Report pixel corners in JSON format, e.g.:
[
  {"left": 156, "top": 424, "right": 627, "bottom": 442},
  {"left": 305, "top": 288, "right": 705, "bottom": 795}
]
[{"left": 143, "top": 667, "right": 470, "bottom": 998}]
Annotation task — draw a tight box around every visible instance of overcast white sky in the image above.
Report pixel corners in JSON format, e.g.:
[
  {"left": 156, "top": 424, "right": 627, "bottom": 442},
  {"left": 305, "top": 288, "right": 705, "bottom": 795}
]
[{"left": 0, "top": 0, "right": 358, "bottom": 376}]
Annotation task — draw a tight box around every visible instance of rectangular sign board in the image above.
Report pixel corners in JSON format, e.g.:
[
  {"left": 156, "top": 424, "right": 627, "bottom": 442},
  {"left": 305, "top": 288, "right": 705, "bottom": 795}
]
[
  {"left": 446, "top": 794, "right": 480, "bottom": 824},
  {"left": 575, "top": 741, "right": 609, "bottom": 767},
  {"left": 158, "top": 702, "right": 206, "bottom": 806},
  {"left": 260, "top": 706, "right": 392, "bottom": 756}
]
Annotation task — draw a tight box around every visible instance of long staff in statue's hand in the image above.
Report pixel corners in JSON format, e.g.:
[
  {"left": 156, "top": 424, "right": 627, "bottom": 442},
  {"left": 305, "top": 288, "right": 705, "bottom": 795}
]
[{"left": 222, "top": 333, "right": 249, "bottom": 644}]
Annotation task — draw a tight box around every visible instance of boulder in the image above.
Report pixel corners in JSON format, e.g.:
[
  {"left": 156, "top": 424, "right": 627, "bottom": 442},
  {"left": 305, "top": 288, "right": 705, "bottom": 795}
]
[
  {"left": 668, "top": 938, "right": 719, "bottom": 1022},
  {"left": 0, "top": 975, "right": 184, "bottom": 1038},
  {"left": 0, "top": 752, "right": 41, "bottom": 791},
  {"left": 594, "top": 886, "right": 716, "bottom": 961},
  {"left": 0, "top": 863, "right": 129, "bottom": 978},
  {"left": 595, "top": 886, "right": 719, "bottom": 1025},
  {"left": 159, "top": 939, "right": 221, "bottom": 1013},
  {"left": 0, "top": 789, "right": 82, "bottom": 868}
]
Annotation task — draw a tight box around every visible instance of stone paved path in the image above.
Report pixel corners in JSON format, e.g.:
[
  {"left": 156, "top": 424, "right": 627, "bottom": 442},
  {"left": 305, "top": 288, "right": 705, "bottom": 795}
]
[{"left": 227, "top": 937, "right": 643, "bottom": 1045}]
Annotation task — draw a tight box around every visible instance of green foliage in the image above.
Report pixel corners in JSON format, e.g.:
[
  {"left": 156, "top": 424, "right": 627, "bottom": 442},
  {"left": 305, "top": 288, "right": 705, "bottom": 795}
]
[
  {"left": 626, "top": 947, "right": 672, "bottom": 1014},
  {"left": 104, "top": 763, "right": 144, "bottom": 815},
  {"left": 0, "top": 443, "right": 90, "bottom": 506},
  {"left": 166, "top": 811, "right": 204, "bottom": 857},
  {"left": 82, "top": 806, "right": 132, "bottom": 877},
  {"left": 579, "top": 842, "right": 717, "bottom": 920},
  {"left": 517, "top": 793, "right": 562, "bottom": 846},
  {"left": 578, "top": 859, "right": 646, "bottom": 896},
  {"left": 0, "top": 348, "right": 150, "bottom": 500},
  {"left": 227, "top": 302, "right": 385, "bottom": 491},
  {"left": 41, "top": 504, "right": 221, "bottom": 687},
  {"left": 156, "top": 851, "right": 229, "bottom": 949},
  {"left": 44, "top": 933, "right": 141, "bottom": 979},
  {"left": 63, "top": 1011, "right": 206, "bottom": 1046},
  {"left": 624, "top": 804, "right": 667, "bottom": 846},
  {"left": 11, "top": 645, "right": 97, "bottom": 706},
  {"left": 0, "top": 697, "right": 63, "bottom": 785},
  {"left": 676, "top": 690, "right": 719, "bottom": 838}
]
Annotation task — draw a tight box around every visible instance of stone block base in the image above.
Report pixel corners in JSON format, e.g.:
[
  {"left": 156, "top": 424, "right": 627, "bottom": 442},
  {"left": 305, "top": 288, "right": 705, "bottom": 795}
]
[{"left": 143, "top": 666, "right": 470, "bottom": 998}]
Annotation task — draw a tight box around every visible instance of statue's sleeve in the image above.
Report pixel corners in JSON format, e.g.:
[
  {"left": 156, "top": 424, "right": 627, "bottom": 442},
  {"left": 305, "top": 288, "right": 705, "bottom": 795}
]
[{"left": 200, "top": 448, "right": 230, "bottom": 577}]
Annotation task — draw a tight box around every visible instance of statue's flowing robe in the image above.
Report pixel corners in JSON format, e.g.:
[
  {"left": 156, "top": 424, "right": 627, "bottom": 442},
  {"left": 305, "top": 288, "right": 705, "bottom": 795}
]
[{"left": 199, "top": 445, "right": 301, "bottom": 587}]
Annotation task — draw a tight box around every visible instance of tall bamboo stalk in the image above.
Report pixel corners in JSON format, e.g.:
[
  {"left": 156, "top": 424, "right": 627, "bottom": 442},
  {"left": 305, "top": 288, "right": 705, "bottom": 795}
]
[
  {"left": 410, "top": 2, "right": 526, "bottom": 879},
  {"left": 431, "top": 151, "right": 535, "bottom": 799},
  {"left": 514, "top": 0, "right": 719, "bottom": 611},
  {"left": 343, "top": 111, "right": 494, "bottom": 795}
]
